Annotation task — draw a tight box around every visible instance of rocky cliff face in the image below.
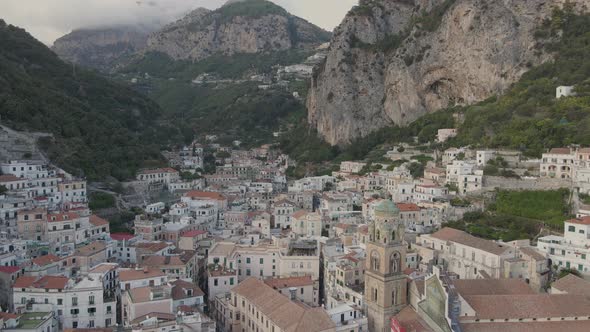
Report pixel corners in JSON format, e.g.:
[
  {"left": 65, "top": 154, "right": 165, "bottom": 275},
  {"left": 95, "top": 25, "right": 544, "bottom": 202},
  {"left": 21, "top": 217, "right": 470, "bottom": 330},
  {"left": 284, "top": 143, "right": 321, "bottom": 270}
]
[
  {"left": 308, "top": 0, "right": 586, "bottom": 145},
  {"left": 52, "top": 26, "right": 150, "bottom": 71},
  {"left": 145, "top": 0, "right": 331, "bottom": 61}
]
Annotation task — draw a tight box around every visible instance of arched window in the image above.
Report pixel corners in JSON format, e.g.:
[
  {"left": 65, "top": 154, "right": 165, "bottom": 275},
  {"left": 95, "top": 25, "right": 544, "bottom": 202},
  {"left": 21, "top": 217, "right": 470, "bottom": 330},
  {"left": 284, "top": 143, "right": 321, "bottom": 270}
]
[
  {"left": 390, "top": 252, "right": 401, "bottom": 273},
  {"left": 376, "top": 230, "right": 381, "bottom": 241},
  {"left": 392, "top": 288, "right": 397, "bottom": 305},
  {"left": 371, "top": 251, "right": 380, "bottom": 271},
  {"left": 391, "top": 230, "right": 396, "bottom": 242}
]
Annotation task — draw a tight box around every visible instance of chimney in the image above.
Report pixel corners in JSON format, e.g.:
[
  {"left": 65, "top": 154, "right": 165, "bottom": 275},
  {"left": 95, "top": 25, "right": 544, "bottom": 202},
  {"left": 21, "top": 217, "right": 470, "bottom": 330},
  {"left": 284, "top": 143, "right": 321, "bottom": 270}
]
[
  {"left": 143, "top": 267, "right": 149, "bottom": 273},
  {"left": 288, "top": 287, "right": 297, "bottom": 301}
]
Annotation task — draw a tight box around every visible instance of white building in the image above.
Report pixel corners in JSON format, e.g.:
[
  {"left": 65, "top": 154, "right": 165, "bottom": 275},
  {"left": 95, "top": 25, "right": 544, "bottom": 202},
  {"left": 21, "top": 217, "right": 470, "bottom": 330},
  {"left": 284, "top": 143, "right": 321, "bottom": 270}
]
[
  {"left": 292, "top": 211, "right": 323, "bottom": 238},
  {"left": 416, "top": 228, "right": 548, "bottom": 289},
  {"left": 136, "top": 168, "right": 180, "bottom": 186},
  {"left": 289, "top": 176, "right": 334, "bottom": 192},
  {"left": 273, "top": 199, "right": 296, "bottom": 229},
  {"left": 476, "top": 150, "right": 496, "bottom": 167},
  {"left": 556, "top": 85, "right": 575, "bottom": 98},
  {"left": 537, "top": 217, "right": 590, "bottom": 276},
  {"left": 146, "top": 202, "right": 165, "bottom": 214},
  {"left": 13, "top": 275, "right": 116, "bottom": 329},
  {"left": 540, "top": 148, "right": 575, "bottom": 179},
  {"left": 446, "top": 161, "right": 483, "bottom": 194}
]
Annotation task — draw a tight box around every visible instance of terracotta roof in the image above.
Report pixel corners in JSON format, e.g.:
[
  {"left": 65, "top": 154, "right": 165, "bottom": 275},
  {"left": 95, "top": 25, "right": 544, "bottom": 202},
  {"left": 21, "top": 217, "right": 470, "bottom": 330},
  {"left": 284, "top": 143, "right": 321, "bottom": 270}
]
[
  {"left": 358, "top": 225, "right": 368, "bottom": 234},
  {"left": 519, "top": 246, "right": 546, "bottom": 261},
  {"left": 0, "top": 174, "right": 22, "bottom": 182},
  {"left": 425, "top": 168, "right": 446, "bottom": 175},
  {"left": 89, "top": 263, "right": 117, "bottom": 274},
  {"left": 232, "top": 278, "right": 334, "bottom": 332},
  {"left": 0, "top": 312, "right": 21, "bottom": 320},
  {"left": 47, "top": 211, "right": 79, "bottom": 222},
  {"left": 64, "top": 329, "right": 113, "bottom": 332},
  {"left": 119, "top": 268, "right": 165, "bottom": 281},
  {"left": 264, "top": 276, "right": 314, "bottom": 289},
  {"left": 430, "top": 227, "right": 511, "bottom": 255},
  {"left": 13, "top": 275, "right": 69, "bottom": 289},
  {"left": 396, "top": 203, "right": 421, "bottom": 212},
  {"left": 176, "top": 305, "right": 195, "bottom": 314},
  {"left": 577, "top": 148, "right": 590, "bottom": 154},
  {"left": 181, "top": 230, "right": 207, "bottom": 237},
  {"left": 292, "top": 210, "right": 310, "bottom": 219},
  {"left": 184, "top": 191, "right": 225, "bottom": 200},
  {"left": 551, "top": 274, "right": 590, "bottom": 296},
  {"left": 548, "top": 148, "right": 572, "bottom": 155},
  {"left": 274, "top": 199, "right": 295, "bottom": 206},
  {"left": 133, "top": 241, "right": 171, "bottom": 253},
  {"left": 75, "top": 241, "right": 106, "bottom": 256},
  {"left": 31, "top": 254, "right": 61, "bottom": 266},
  {"left": 128, "top": 287, "right": 156, "bottom": 303},
  {"left": 139, "top": 168, "right": 178, "bottom": 175},
  {"left": 170, "top": 280, "right": 204, "bottom": 300},
  {"left": 453, "top": 279, "right": 535, "bottom": 296},
  {"left": 392, "top": 306, "right": 434, "bottom": 332},
  {"left": 461, "top": 321, "right": 590, "bottom": 332},
  {"left": 89, "top": 215, "right": 109, "bottom": 226},
  {"left": 0, "top": 266, "right": 21, "bottom": 274},
  {"left": 110, "top": 233, "right": 135, "bottom": 241},
  {"left": 141, "top": 255, "right": 185, "bottom": 267},
  {"left": 464, "top": 294, "right": 590, "bottom": 319},
  {"left": 565, "top": 216, "right": 590, "bottom": 225}
]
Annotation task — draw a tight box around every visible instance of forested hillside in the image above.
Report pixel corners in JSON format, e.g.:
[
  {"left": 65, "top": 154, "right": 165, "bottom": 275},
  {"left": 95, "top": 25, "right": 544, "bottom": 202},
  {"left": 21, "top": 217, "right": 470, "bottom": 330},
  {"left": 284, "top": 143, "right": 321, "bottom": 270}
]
[{"left": 0, "top": 20, "right": 179, "bottom": 180}]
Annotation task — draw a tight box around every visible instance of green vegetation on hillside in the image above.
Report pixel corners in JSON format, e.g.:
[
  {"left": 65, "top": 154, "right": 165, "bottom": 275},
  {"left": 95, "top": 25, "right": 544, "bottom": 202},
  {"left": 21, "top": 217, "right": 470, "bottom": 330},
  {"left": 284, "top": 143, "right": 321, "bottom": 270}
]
[
  {"left": 89, "top": 192, "right": 116, "bottom": 210},
  {"left": 445, "top": 189, "right": 571, "bottom": 241},
  {"left": 218, "top": 0, "right": 288, "bottom": 22},
  {"left": 450, "top": 5, "right": 590, "bottom": 156},
  {"left": 492, "top": 189, "right": 571, "bottom": 227},
  {"left": 120, "top": 48, "right": 311, "bottom": 147},
  {"left": 0, "top": 20, "right": 176, "bottom": 180},
  {"left": 121, "top": 50, "right": 311, "bottom": 80},
  {"left": 280, "top": 109, "right": 453, "bottom": 174}
]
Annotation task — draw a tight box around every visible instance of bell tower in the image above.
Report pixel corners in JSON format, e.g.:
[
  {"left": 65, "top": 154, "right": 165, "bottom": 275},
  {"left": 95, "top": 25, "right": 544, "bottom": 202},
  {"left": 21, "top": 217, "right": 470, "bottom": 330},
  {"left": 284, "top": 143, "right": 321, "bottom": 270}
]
[{"left": 364, "top": 200, "right": 407, "bottom": 332}]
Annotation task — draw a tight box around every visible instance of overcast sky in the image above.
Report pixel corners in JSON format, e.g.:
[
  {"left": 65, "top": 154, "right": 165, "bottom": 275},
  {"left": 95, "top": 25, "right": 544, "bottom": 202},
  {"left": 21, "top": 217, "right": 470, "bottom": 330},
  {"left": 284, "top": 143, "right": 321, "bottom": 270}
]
[{"left": 0, "top": 0, "right": 358, "bottom": 45}]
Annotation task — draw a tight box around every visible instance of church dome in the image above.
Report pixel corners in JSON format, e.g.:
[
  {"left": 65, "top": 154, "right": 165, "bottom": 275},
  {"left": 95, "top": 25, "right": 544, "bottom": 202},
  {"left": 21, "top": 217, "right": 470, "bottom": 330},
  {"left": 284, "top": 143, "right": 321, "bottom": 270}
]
[{"left": 374, "top": 200, "right": 399, "bottom": 216}]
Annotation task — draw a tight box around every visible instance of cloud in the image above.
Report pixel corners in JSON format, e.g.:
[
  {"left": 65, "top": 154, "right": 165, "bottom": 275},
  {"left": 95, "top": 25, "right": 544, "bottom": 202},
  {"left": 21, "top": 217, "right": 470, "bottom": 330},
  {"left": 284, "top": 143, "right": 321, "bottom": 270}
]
[{"left": 0, "top": 0, "right": 358, "bottom": 45}]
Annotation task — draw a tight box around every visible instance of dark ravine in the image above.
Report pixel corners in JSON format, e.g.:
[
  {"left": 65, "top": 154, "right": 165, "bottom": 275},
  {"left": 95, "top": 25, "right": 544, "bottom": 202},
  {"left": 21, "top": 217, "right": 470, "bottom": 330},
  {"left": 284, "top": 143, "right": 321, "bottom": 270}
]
[{"left": 307, "top": 0, "right": 588, "bottom": 146}]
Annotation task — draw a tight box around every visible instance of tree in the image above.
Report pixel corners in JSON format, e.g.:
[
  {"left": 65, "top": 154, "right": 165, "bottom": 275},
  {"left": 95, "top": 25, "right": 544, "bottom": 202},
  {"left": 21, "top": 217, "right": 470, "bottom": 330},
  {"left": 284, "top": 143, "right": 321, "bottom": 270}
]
[
  {"left": 216, "top": 151, "right": 231, "bottom": 158},
  {"left": 0, "top": 185, "right": 7, "bottom": 195},
  {"left": 323, "top": 182, "right": 335, "bottom": 192},
  {"left": 408, "top": 162, "right": 425, "bottom": 178},
  {"left": 557, "top": 267, "right": 582, "bottom": 279}
]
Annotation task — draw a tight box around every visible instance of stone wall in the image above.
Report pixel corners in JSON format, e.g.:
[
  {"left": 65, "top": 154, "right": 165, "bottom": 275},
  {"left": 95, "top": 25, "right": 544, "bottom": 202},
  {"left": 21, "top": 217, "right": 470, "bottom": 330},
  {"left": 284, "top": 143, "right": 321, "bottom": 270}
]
[{"left": 483, "top": 176, "right": 571, "bottom": 191}]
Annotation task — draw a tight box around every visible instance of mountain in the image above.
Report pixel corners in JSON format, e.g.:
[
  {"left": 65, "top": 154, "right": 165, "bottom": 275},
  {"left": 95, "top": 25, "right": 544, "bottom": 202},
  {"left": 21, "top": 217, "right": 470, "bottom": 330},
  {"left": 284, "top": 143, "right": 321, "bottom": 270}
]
[
  {"left": 145, "top": 0, "right": 331, "bottom": 61},
  {"left": 307, "top": 0, "right": 588, "bottom": 145},
  {"left": 0, "top": 20, "right": 179, "bottom": 180},
  {"left": 52, "top": 26, "right": 151, "bottom": 72}
]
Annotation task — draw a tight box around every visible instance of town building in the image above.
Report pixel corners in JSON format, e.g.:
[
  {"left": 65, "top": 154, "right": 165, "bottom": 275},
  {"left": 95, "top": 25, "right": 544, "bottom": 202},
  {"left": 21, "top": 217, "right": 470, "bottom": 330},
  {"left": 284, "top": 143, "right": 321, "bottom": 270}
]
[{"left": 364, "top": 200, "right": 407, "bottom": 332}]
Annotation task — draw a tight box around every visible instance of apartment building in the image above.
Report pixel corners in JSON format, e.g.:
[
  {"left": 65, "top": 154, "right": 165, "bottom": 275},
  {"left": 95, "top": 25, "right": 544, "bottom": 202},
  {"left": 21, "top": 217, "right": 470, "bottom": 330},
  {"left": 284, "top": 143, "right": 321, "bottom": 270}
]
[
  {"left": 291, "top": 211, "right": 323, "bottom": 237},
  {"left": 12, "top": 275, "right": 116, "bottom": 329},
  {"left": 416, "top": 228, "right": 548, "bottom": 288},
  {"left": 227, "top": 278, "right": 335, "bottom": 332},
  {"left": 540, "top": 147, "right": 575, "bottom": 179},
  {"left": 537, "top": 216, "right": 590, "bottom": 276}
]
